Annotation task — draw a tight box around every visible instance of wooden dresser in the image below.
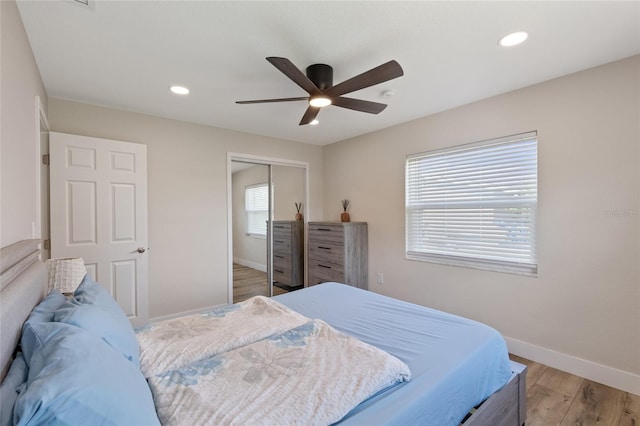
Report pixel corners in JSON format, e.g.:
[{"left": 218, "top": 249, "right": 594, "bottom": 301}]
[
  {"left": 271, "top": 221, "right": 304, "bottom": 290},
  {"left": 308, "top": 222, "right": 368, "bottom": 289}
]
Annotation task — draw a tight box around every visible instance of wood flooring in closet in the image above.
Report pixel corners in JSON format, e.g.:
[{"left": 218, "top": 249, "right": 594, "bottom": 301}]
[{"left": 232, "top": 263, "right": 288, "bottom": 303}]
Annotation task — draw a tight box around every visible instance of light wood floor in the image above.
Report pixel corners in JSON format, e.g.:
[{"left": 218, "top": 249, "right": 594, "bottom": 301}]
[
  {"left": 510, "top": 354, "right": 639, "bottom": 426},
  {"left": 231, "top": 268, "right": 639, "bottom": 425},
  {"left": 232, "top": 263, "right": 289, "bottom": 303}
]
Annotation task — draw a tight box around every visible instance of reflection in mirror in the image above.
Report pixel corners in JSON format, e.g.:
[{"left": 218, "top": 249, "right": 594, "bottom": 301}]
[
  {"left": 231, "top": 162, "right": 269, "bottom": 303},
  {"left": 271, "top": 166, "right": 305, "bottom": 294},
  {"left": 272, "top": 166, "right": 305, "bottom": 221},
  {"left": 231, "top": 162, "right": 306, "bottom": 303}
]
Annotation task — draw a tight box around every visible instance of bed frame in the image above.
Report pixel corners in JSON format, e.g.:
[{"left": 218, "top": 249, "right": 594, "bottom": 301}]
[
  {"left": 463, "top": 361, "right": 526, "bottom": 426},
  {"left": 0, "top": 239, "right": 526, "bottom": 425},
  {"left": 0, "top": 239, "right": 47, "bottom": 381}
]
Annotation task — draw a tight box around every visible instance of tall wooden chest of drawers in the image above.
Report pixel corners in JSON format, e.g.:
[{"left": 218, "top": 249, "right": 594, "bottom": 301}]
[
  {"left": 308, "top": 222, "right": 368, "bottom": 289},
  {"left": 271, "top": 221, "right": 304, "bottom": 290}
]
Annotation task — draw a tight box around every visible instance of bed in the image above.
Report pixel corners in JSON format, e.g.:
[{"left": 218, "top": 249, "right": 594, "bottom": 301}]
[{"left": 0, "top": 239, "right": 526, "bottom": 425}]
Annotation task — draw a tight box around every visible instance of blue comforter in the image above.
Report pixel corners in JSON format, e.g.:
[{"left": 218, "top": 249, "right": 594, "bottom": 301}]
[{"left": 275, "top": 283, "right": 512, "bottom": 426}]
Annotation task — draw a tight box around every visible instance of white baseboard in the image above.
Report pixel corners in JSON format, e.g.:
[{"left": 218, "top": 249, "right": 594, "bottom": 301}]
[
  {"left": 149, "top": 304, "right": 225, "bottom": 323},
  {"left": 505, "top": 336, "right": 640, "bottom": 396},
  {"left": 233, "top": 257, "right": 267, "bottom": 272}
]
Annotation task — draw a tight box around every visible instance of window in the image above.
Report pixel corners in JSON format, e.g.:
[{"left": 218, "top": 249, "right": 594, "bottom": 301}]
[
  {"left": 245, "top": 183, "right": 269, "bottom": 237},
  {"left": 405, "top": 132, "right": 537, "bottom": 276}
]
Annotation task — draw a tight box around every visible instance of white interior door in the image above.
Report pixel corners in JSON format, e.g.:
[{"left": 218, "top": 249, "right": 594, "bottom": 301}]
[{"left": 49, "top": 132, "right": 149, "bottom": 327}]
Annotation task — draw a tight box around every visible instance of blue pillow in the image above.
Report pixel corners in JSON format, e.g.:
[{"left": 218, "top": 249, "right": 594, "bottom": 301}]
[
  {"left": 20, "top": 290, "right": 66, "bottom": 367},
  {"left": 0, "top": 352, "right": 28, "bottom": 426},
  {"left": 54, "top": 274, "right": 140, "bottom": 366},
  {"left": 13, "top": 322, "right": 159, "bottom": 426}
]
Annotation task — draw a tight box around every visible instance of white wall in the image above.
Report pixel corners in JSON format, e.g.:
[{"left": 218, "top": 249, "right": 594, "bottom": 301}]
[
  {"left": 0, "top": 0, "right": 48, "bottom": 247},
  {"left": 323, "top": 56, "right": 640, "bottom": 390},
  {"left": 48, "top": 98, "right": 323, "bottom": 318}
]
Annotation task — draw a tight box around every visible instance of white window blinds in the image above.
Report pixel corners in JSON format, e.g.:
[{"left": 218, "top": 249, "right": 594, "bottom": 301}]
[
  {"left": 245, "top": 183, "right": 269, "bottom": 237},
  {"left": 405, "top": 132, "right": 538, "bottom": 276}
]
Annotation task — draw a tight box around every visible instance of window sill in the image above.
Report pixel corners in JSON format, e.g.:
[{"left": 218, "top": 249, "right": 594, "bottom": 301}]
[{"left": 405, "top": 252, "right": 537, "bottom": 277}]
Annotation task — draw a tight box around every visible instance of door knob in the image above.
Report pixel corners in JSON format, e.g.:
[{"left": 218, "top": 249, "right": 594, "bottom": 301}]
[{"left": 134, "top": 247, "right": 147, "bottom": 254}]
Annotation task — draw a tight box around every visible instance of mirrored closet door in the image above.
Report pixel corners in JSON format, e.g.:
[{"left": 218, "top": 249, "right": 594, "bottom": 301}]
[{"left": 230, "top": 159, "right": 306, "bottom": 303}]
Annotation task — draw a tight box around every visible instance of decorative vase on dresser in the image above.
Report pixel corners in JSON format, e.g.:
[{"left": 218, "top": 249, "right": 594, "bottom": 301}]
[
  {"left": 307, "top": 222, "right": 368, "bottom": 289},
  {"left": 271, "top": 220, "right": 304, "bottom": 291}
]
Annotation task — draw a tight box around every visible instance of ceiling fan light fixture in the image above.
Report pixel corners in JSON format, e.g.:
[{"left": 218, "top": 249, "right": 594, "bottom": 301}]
[
  {"left": 309, "top": 96, "right": 332, "bottom": 108},
  {"left": 310, "top": 119, "right": 319, "bottom": 125}
]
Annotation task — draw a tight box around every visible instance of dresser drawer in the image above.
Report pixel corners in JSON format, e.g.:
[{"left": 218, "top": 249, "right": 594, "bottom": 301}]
[
  {"left": 308, "top": 242, "right": 344, "bottom": 265},
  {"left": 273, "top": 268, "right": 292, "bottom": 286},
  {"left": 308, "top": 224, "right": 344, "bottom": 245},
  {"left": 273, "top": 243, "right": 291, "bottom": 257},
  {"left": 308, "top": 261, "right": 344, "bottom": 285},
  {"left": 272, "top": 222, "right": 291, "bottom": 231},
  {"left": 273, "top": 227, "right": 291, "bottom": 240},
  {"left": 272, "top": 252, "right": 289, "bottom": 270},
  {"left": 272, "top": 235, "right": 291, "bottom": 250}
]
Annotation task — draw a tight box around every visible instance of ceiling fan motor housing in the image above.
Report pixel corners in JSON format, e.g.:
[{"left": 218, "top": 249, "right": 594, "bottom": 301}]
[{"left": 306, "top": 64, "right": 333, "bottom": 90}]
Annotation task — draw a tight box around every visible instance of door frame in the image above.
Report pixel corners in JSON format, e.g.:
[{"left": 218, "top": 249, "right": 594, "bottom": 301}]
[
  {"left": 34, "top": 96, "right": 49, "bottom": 259},
  {"left": 226, "top": 152, "right": 309, "bottom": 305}
]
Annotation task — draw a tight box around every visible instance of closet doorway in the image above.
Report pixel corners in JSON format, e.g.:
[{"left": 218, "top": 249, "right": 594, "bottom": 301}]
[{"left": 227, "top": 154, "right": 308, "bottom": 304}]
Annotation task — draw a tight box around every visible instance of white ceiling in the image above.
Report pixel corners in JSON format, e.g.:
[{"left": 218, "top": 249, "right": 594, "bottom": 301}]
[{"left": 17, "top": 1, "right": 640, "bottom": 146}]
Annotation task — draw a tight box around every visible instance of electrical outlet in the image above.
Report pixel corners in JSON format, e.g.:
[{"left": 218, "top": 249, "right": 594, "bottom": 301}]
[{"left": 377, "top": 272, "right": 384, "bottom": 285}]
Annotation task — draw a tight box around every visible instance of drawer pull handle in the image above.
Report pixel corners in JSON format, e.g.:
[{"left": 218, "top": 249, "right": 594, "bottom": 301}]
[
  {"left": 274, "top": 255, "right": 284, "bottom": 259},
  {"left": 318, "top": 246, "right": 331, "bottom": 250},
  {"left": 274, "top": 268, "right": 284, "bottom": 273},
  {"left": 318, "top": 264, "right": 332, "bottom": 269},
  {"left": 274, "top": 240, "right": 284, "bottom": 244},
  {"left": 317, "top": 228, "right": 332, "bottom": 232}
]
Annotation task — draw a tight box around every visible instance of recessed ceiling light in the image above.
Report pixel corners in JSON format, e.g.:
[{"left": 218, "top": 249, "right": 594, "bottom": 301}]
[
  {"left": 498, "top": 31, "right": 528, "bottom": 47},
  {"left": 310, "top": 119, "right": 319, "bottom": 125},
  {"left": 169, "top": 85, "right": 190, "bottom": 95}
]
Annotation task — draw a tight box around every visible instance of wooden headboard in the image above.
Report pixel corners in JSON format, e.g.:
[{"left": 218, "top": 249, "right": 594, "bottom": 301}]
[{"left": 0, "top": 240, "right": 47, "bottom": 381}]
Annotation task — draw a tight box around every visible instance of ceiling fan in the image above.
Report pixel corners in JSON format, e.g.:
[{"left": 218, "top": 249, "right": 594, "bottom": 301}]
[{"left": 236, "top": 57, "right": 404, "bottom": 125}]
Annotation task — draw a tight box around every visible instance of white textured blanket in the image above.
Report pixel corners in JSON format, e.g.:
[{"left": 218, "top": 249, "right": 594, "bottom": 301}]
[
  {"left": 136, "top": 296, "right": 309, "bottom": 378},
  {"left": 148, "top": 320, "right": 411, "bottom": 426}
]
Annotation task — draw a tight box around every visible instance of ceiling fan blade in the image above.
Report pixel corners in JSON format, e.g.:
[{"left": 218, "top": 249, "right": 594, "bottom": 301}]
[
  {"left": 266, "top": 57, "right": 322, "bottom": 96},
  {"left": 299, "top": 106, "right": 320, "bottom": 126},
  {"left": 332, "top": 97, "right": 388, "bottom": 114},
  {"left": 236, "top": 97, "right": 308, "bottom": 104},
  {"left": 325, "top": 60, "right": 404, "bottom": 97}
]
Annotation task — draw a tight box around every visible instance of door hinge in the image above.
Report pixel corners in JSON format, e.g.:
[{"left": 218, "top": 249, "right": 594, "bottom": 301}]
[
  {"left": 42, "top": 154, "right": 50, "bottom": 165},
  {"left": 43, "top": 239, "right": 50, "bottom": 250}
]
